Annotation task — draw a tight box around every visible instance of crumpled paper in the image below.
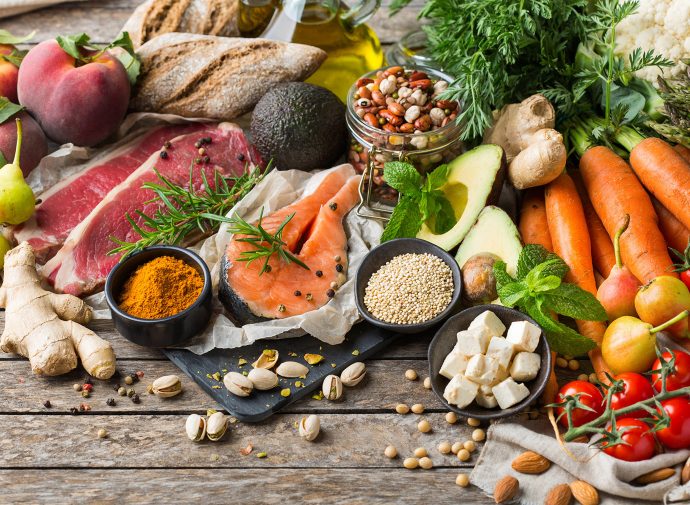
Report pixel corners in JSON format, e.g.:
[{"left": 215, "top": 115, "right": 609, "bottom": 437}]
[{"left": 0, "top": 0, "right": 85, "bottom": 18}]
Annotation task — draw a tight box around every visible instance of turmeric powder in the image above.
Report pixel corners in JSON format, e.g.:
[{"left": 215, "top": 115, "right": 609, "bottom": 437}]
[{"left": 118, "top": 255, "right": 204, "bottom": 319}]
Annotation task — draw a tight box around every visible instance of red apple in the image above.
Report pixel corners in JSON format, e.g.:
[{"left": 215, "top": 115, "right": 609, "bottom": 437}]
[{"left": 0, "top": 44, "right": 19, "bottom": 103}]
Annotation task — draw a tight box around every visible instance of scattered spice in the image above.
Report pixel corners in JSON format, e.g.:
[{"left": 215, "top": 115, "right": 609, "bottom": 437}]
[
  {"left": 334, "top": 255, "right": 341, "bottom": 262},
  {"left": 280, "top": 388, "right": 291, "bottom": 397},
  {"left": 70, "top": 407, "right": 79, "bottom": 415},
  {"left": 335, "top": 263, "right": 343, "bottom": 272},
  {"left": 315, "top": 270, "right": 323, "bottom": 277},
  {"left": 159, "top": 150, "right": 168, "bottom": 160},
  {"left": 97, "top": 428, "right": 108, "bottom": 439},
  {"left": 124, "top": 375, "right": 133, "bottom": 385},
  {"left": 127, "top": 389, "right": 135, "bottom": 397},
  {"left": 81, "top": 390, "right": 90, "bottom": 398},
  {"left": 329, "top": 202, "right": 338, "bottom": 211},
  {"left": 118, "top": 255, "right": 204, "bottom": 320},
  {"left": 106, "top": 398, "right": 116, "bottom": 407},
  {"left": 72, "top": 383, "right": 81, "bottom": 392},
  {"left": 327, "top": 289, "right": 335, "bottom": 298},
  {"left": 117, "top": 387, "right": 126, "bottom": 397},
  {"left": 131, "top": 394, "right": 140, "bottom": 404},
  {"left": 43, "top": 400, "right": 51, "bottom": 408},
  {"left": 256, "top": 452, "right": 267, "bottom": 458},
  {"left": 306, "top": 293, "right": 313, "bottom": 301},
  {"left": 163, "top": 141, "right": 171, "bottom": 149},
  {"left": 82, "top": 383, "right": 94, "bottom": 392},
  {"left": 136, "top": 371, "right": 145, "bottom": 379},
  {"left": 278, "top": 304, "right": 286, "bottom": 313},
  {"left": 294, "top": 290, "right": 302, "bottom": 297},
  {"left": 240, "top": 444, "right": 253, "bottom": 456}
]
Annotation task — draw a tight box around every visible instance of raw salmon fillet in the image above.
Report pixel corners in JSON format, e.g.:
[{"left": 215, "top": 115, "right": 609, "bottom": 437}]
[{"left": 220, "top": 166, "right": 361, "bottom": 323}]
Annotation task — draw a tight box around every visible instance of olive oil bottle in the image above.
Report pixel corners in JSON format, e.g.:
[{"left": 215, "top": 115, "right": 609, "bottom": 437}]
[{"left": 238, "top": 0, "right": 384, "bottom": 102}]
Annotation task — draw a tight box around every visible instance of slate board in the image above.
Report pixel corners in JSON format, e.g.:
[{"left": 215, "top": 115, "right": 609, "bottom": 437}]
[{"left": 163, "top": 322, "right": 398, "bottom": 422}]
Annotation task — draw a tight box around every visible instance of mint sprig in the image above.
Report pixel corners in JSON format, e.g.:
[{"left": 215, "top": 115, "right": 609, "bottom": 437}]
[{"left": 494, "top": 244, "right": 606, "bottom": 356}]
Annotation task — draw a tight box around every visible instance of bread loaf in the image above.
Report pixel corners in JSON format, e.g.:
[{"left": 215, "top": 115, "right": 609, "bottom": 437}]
[
  {"left": 130, "top": 33, "right": 327, "bottom": 120},
  {"left": 123, "top": 0, "right": 240, "bottom": 47}
]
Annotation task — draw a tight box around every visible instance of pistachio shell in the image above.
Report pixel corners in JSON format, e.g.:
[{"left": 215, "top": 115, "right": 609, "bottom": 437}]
[
  {"left": 152, "top": 374, "right": 183, "bottom": 398},
  {"left": 247, "top": 368, "right": 279, "bottom": 390},
  {"left": 340, "top": 362, "right": 366, "bottom": 387},
  {"left": 185, "top": 414, "right": 206, "bottom": 442},
  {"left": 206, "top": 412, "right": 228, "bottom": 441},
  {"left": 276, "top": 361, "right": 309, "bottom": 378},
  {"left": 252, "top": 349, "right": 279, "bottom": 369},
  {"left": 299, "top": 414, "right": 320, "bottom": 441},
  {"left": 224, "top": 371, "right": 253, "bottom": 397},
  {"left": 322, "top": 374, "right": 343, "bottom": 401}
]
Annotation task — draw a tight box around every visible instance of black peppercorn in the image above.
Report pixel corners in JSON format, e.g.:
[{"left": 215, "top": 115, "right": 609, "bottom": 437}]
[
  {"left": 315, "top": 270, "right": 323, "bottom": 277},
  {"left": 132, "top": 394, "right": 141, "bottom": 404},
  {"left": 265, "top": 265, "right": 272, "bottom": 273},
  {"left": 129, "top": 373, "right": 139, "bottom": 383},
  {"left": 194, "top": 141, "right": 202, "bottom": 148},
  {"left": 335, "top": 263, "right": 343, "bottom": 272},
  {"left": 106, "top": 398, "right": 116, "bottom": 407},
  {"left": 195, "top": 157, "right": 202, "bottom": 164},
  {"left": 203, "top": 136, "right": 212, "bottom": 144},
  {"left": 160, "top": 150, "right": 169, "bottom": 159},
  {"left": 329, "top": 202, "right": 338, "bottom": 211},
  {"left": 202, "top": 155, "right": 210, "bottom": 164},
  {"left": 294, "top": 290, "right": 302, "bottom": 296},
  {"left": 237, "top": 153, "right": 245, "bottom": 161},
  {"left": 43, "top": 400, "right": 51, "bottom": 408},
  {"left": 70, "top": 407, "right": 79, "bottom": 415},
  {"left": 113, "top": 383, "right": 121, "bottom": 392},
  {"left": 163, "top": 141, "right": 172, "bottom": 149},
  {"left": 327, "top": 289, "right": 335, "bottom": 298},
  {"left": 84, "top": 376, "right": 93, "bottom": 385}
]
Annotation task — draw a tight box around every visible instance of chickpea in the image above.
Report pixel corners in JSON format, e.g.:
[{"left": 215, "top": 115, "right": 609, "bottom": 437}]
[
  {"left": 411, "top": 403, "right": 425, "bottom": 414},
  {"left": 405, "top": 369, "right": 418, "bottom": 381},
  {"left": 472, "top": 429, "right": 486, "bottom": 442},
  {"left": 395, "top": 403, "right": 410, "bottom": 414},
  {"left": 463, "top": 440, "right": 476, "bottom": 453},
  {"left": 413, "top": 447, "right": 427, "bottom": 458},
  {"left": 423, "top": 377, "right": 432, "bottom": 389},
  {"left": 403, "top": 457, "right": 419, "bottom": 469},
  {"left": 456, "top": 473, "right": 470, "bottom": 487},
  {"left": 451, "top": 442, "right": 463, "bottom": 454},
  {"left": 445, "top": 412, "right": 458, "bottom": 424},
  {"left": 467, "top": 417, "right": 480, "bottom": 427},
  {"left": 418, "top": 420, "right": 432, "bottom": 433},
  {"left": 419, "top": 456, "right": 433, "bottom": 470},
  {"left": 384, "top": 445, "right": 397, "bottom": 459},
  {"left": 438, "top": 441, "right": 452, "bottom": 454},
  {"left": 457, "top": 449, "right": 471, "bottom": 462}
]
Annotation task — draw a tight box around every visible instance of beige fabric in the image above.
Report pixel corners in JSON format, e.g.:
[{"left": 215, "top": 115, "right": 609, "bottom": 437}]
[{"left": 0, "top": 0, "right": 86, "bottom": 19}]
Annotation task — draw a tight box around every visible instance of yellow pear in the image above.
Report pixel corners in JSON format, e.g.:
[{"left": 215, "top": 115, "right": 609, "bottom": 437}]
[{"left": 0, "top": 118, "right": 35, "bottom": 225}]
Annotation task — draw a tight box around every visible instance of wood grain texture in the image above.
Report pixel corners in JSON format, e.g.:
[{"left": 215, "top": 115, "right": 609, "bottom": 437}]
[{"left": 0, "top": 469, "right": 489, "bottom": 505}]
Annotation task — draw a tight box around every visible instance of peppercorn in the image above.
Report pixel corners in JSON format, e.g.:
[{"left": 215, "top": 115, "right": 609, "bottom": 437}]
[
  {"left": 113, "top": 384, "right": 121, "bottom": 392},
  {"left": 163, "top": 141, "right": 172, "bottom": 149},
  {"left": 124, "top": 375, "right": 133, "bottom": 385},
  {"left": 159, "top": 151, "right": 169, "bottom": 159},
  {"left": 117, "top": 387, "right": 126, "bottom": 397},
  {"left": 81, "top": 390, "right": 90, "bottom": 398},
  {"left": 237, "top": 153, "right": 245, "bottom": 161},
  {"left": 70, "top": 407, "right": 79, "bottom": 415},
  {"left": 195, "top": 157, "right": 202, "bottom": 164},
  {"left": 106, "top": 398, "right": 116, "bottom": 407},
  {"left": 278, "top": 304, "right": 286, "bottom": 313},
  {"left": 79, "top": 404, "right": 86, "bottom": 412},
  {"left": 127, "top": 389, "right": 135, "bottom": 397},
  {"left": 306, "top": 293, "right": 313, "bottom": 301},
  {"left": 265, "top": 265, "right": 272, "bottom": 273},
  {"left": 202, "top": 155, "right": 210, "bottom": 164},
  {"left": 82, "top": 383, "right": 93, "bottom": 392},
  {"left": 198, "top": 147, "right": 206, "bottom": 156},
  {"left": 43, "top": 400, "right": 51, "bottom": 408},
  {"left": 329, "top": 202, "right": 338, "bottom": 211},
  {"left": 84, "top": 377, "right": 93, "bottom": 385},
  {"left": 335, "top": 263, "right": 343, "bottom": 272},
  {"left": 327, "top": 289, "right": 335, "bottom": 298},
  {"left": 73, "top": 383, "right": 82, "bottom": 392},
  {"left": 315, "top": 270, "right": 323, "bottom": 277},
  {"left": 135, "top": 371, "right": 145, "bottom": 379},
  {"left": 203, "top": 137, "right": 212, "bottom": 144},
  {"left": 334, "top": 255, "right": 341, "bottom": 262},
  {"left": 194, "top": 141, "right": 202, "bottom": 148},
  {"left": 294, "top": 290, "right": 301, "bottom": 296},
  {"left": 131, "top": 394, "right": 140, "bottom": 404}
]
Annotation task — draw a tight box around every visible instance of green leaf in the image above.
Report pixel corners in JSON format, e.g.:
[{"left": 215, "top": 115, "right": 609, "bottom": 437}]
[
  {"left": 432, "top": 193, "right": 456, "bottom": 235},
  {"left": 516, "top": 244, "right": 551, "bottom": 279},
  {"left": 523, "top": 298, "right": 596, "bottom": 356},
  {"left": 531, "top": 275, "right": 562, "bottom": 293},
  {"left": 541, "top": 254, "right": 570, "bottom": 279},
  {"left": 497, "top": 280, "right": 529, "bottom": 307},
  {"left": 0, "top": 29, "right": 35, "bottom": 45},
  {"left": 525, "top": 259, "right": 565, "bottom": 289},
  {"left": 493, "top": 260, "right": 516, "bottom": 289},
  {"left": 0, "top": 97, "right": 24, "bottom": 125},
  {"left": 426, "top": 164, "right": 449, "bottom": 190},
  {"left": 56, "top": 33, "right": 92, "bottom": 60},
  {"left": 0, "top": 49, "right": 27, "bottom": 67},
  {"left": 107, "top": 32, "right": 140, "bottom": 85},
  {"left": 383, "top": 161, "right": 422, "bottom": 195},
  {"left": 381, "top": 196, "right": 421, "bottom": 242},
  {"left": 0, "top": 151, "right": 7, "bottom": 165},
  {"left": 541, "top": 283, "right": 607, "bottom": 321}
]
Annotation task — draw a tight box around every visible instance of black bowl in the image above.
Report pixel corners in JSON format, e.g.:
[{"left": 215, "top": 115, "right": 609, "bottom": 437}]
[
  {"left": 355, "top": 238, "right": 462, "bottom": 334},
  {"left": 105, "top": 246, "right": 213, "bottom": 347},
  {"left": 428, "top": 305, "right": 551, "bottom": 420}
]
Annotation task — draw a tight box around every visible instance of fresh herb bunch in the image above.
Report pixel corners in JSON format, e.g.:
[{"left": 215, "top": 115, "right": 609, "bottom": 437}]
[
  {"left": 646, "top": 65, "right": 690, "bottom": 147},
  {"left": 228, "top": 209, "right": 309, "bottom": 275},
  {"left": 494, "top": 244, "right": 606, "bottom": 356},
  {"left": 380, "top": 161, "right": 455, "bottom": 242},
  {"left": 109, "top": 165, "right": 265, "bottom": 257}
]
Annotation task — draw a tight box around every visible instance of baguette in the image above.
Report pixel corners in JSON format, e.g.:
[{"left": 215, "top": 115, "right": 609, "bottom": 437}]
[
  {"left": 123, "top": 0, "right": 240, "bottom": 47},
  {"left": 130, "top": 33, "right": 327, "bottom": 120}
]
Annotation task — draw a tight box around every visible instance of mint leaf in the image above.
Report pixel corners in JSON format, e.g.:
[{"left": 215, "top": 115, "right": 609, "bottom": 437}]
[
  {"left": 107, "top": 32, "right": 140, "bottom": 85},
  {"left": 531, "top": 275, "right": 562, "bottom": 293},
  {"left": 516, "top": 244, "right": 551, "bottom": 279},
  {"left": 419, "top": 191, "right": 439, "bottom": 222},
  {"left": 541, "top": 283, "right": 607, "bottom": 321},
  {"left": 383, "top": 161, "right": 422, "bottom": 195},
  {"left": 525, "top": 259, "right": 564, "bottom": 289},
  {"left": 0, "top": 98, "right": 24, "bottom": 124},
  {"left": 426, "top": 164, "right": 449, "bottom": 190},
  {"left": 433, "top": 193, "right": 456, "bottom": 234},
  {"left": 493, "top": 260, "right": 516, "bottom": 288},
  {"left": 0, "top": 29, "right": 35, "bottom": 45},
  {"left": 498, "top": 280, "right": 529, "bottom": 307},
  {"left": 381, "top": 195, "right": 421, "bottom": 242},
  {"left": 541, "top": 254, "right": 569, "bottom": 279},
  {"left": 56, "top": 33, "right": 93, "bottom": 60},
  {"left": 524, "top": 298, "right": 596, "bottom": 356}
]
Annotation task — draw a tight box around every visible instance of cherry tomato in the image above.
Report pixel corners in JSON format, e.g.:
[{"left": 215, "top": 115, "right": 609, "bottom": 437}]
[
  {"left": 602, "top": 418, "right": 656, "bottom": 461},
  {"left": 651, "top": 351, "right": 690, "bottom": 392},
  {"left": 609, "top": 372, "right": 654, "bottom": 419},
  {"left": 556, "top": 381, "right": 604, "bottom": 428},
  {"left": 656, "top": 397, "right": 690, "bottom": 450},
  {"left": 681, "top": 270, "right": 690, "bottom": 292}
]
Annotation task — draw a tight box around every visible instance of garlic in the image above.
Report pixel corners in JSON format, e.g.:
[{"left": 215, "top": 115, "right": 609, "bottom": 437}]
[
  {"left": 224, "top": 371, "right": 253, "bottom": 397},
  {"left": 247, "top": 368, "right": 279, "bottom": 390},
  {"left": 322, "top": 374, "right": 343, "bottom": 401},
  {"left": 252, "top": 349, "right": 279, "bottom": 369},
  {"left": 340, "top": 362, "right": 366, "bottom": 387},
  {"left": 185, "top": 414, "right": 206, "bottom": 442},
  {"left": 151, "top": 375, "right": 183, "bottom": 398},
  {"left": 206, "top": 412, "right": 228, "bottom": 441},
  {"left": 276, "top": 361, "right": 309, "bottom": 378},
  {"left": 298, "top": 414, "right": 320, "bottom": 441}
]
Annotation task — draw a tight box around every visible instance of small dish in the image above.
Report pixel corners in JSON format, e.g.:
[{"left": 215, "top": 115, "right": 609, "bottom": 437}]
[
  {"left": 427, "top": 305, "right": 551, "bottom": 420},
  {"left": 105, "top": 246, "right": 213, "bottom": 347},
  {"left": 355, "top": 238, "right": 462, "bottom": 334}
]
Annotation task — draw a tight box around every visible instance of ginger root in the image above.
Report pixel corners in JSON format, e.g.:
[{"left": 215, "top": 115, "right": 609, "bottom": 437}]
[
  {"left": 484, "top": 94, "right": 566, "bottom": 190},
  {"left": 0, "top": 242, "right": 116, "bottom": 378}
]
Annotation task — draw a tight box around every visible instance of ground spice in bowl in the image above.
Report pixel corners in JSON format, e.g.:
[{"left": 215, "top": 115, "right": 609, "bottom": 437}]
[{"left": 118, "top": 255, "right": 204, "bottom": 319}]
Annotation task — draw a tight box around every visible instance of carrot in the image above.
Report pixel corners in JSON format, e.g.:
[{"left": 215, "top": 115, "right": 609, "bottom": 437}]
[
  {"left": 651, "top": 196, "right": 690, "bottom": 253},
  {"left": 628, "top": 137, "right": 690, "bottom": 231},
  {"left": 674, "top": 144, "right": 690, "bottom": 165},
  {"left": 519, "top": 188, "right": 553, "bottom": 251},
  {"left": 571, "top": 171, "right": 616, "bottom": 277},
  {"left": 579, "top": 146, "right": 676, "bottom": 283}
]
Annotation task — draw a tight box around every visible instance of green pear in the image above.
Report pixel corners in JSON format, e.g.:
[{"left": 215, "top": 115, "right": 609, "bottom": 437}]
[
  {"left": 0, "top": 118, "right": 35, "bottom": 225},
  {"left": 0, "top": 234, "right": 10, "bottom": 268}
]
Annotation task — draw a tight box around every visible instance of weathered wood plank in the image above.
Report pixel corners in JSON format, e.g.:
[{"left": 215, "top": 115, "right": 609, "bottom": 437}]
[
  {"left": 0, "top": 413, "right": 484, "bottom": 468},
  {"left": 0, "top": 468, "right": 489, "bottom": 505}
]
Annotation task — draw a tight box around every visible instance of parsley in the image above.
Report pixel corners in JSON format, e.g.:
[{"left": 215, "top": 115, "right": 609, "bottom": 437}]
[
  {"left": 380, "top": 162, "right": 455, "bottom": 242},
  {"left": 494, "top": 244, "right": 607, "bottom": 356}
]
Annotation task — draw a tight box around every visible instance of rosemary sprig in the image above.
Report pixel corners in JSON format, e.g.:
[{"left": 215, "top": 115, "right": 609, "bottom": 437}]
[
  {"left": 228, "top": 208, "right": 310, "bottom": 276},
  {"left": 109, "top": 163, "right": 267, "bottom": 258}
]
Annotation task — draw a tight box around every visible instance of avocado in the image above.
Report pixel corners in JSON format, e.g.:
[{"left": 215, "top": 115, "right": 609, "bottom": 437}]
[
  {"left": 416, "top": 144, "right": 506, "bottom": 250},
  {"left": 251, "top": 83, "right": 346, "bottom": 171}
]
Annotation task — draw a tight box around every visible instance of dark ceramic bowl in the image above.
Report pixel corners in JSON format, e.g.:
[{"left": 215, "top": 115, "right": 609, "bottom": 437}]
[
  {"left": 428, "top": 305, "right": 551, "bottom": 420},
  {"left": 105, "top": 246, "right": 213, "bottom": 347},
  {"left": 355, "top": 238, "right": 462, "bottom": 334}
]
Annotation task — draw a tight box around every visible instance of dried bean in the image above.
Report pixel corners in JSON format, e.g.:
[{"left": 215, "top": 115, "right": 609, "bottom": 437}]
[
  {"left": 358, "top": 87, "right": 371, "bottom": 99},
  {"left": 371, "top": 90, "right": 386, "bottom": 106},
  {"left": 356, "top": 77, "right": 373, "bottom": 88},
  {"left": 388, "top": 102, "right": 405, "bottom": 116},
  {"left": 409, "top": 71, "right": 428, "bottom": 81},
  {"left": 363, "top": 113, "right": 378, "bottom": 129}
]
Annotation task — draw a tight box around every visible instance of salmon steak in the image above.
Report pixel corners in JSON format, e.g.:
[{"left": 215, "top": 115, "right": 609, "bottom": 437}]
[{"left": 219, "top": 167, "right": 361, "bottom": 324}]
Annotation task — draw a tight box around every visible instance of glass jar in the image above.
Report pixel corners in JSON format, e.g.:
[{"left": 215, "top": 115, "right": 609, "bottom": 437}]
[
  {"left": 385, "top": 30, "right": 437, "bottom": 69},
  {"left": 346, "top": 66, "right": 463, "bottom": 219}
]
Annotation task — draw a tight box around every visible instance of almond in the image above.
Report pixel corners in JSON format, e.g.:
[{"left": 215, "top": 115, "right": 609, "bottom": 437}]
[
  {"left": 682, "top": 456, "right": 690, "bottom": 484},
  {"left": 633, "top": 467, "right": 676, "bottom": 485},
  {"left": 493, "top": 475, "right": 519, "bottom": 504},
  {"left": 544, "top": 484, "right": 572, "bottom": 505},
  {"left": 511, "top": 451, "right": 551, "bottom": 474},
  {"left": 570, "top": 480, "right": 599, "bottom": 505}
]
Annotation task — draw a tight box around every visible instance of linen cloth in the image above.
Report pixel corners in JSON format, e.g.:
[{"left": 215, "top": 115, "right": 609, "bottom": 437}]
[{"left": 0, "top": 0, "right": 86, "bottom": 19}]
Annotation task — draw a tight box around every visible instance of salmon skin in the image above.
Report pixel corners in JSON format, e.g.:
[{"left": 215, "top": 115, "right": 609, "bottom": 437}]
[{"left": 219, "top": 168, "right": 361, "bottom": 325}]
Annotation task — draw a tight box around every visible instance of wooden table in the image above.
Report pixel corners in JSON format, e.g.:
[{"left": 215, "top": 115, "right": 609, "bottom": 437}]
[{"left": 0, "top": 3, "right": 587, "bottom": 503}]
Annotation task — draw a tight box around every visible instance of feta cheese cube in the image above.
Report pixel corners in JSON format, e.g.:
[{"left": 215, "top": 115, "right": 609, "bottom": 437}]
[
  {"left": 465, "top": 354, "right": 500, "bottom": 385},
  {"left": 492, "top": 378, "right": 530, "bottom": 409},
  {"left": 457, "top": 326, "right": 491, "bottom": 355},
  {"left": 479, "top": 384, "right": 493, "bottom": 395},
  {"left": 486, "top": 336, "right": 515, "bottom": 369},
  {"left": 491, "top": 365, "right": 509, "bottom": 386},
  {"left": 506, "top": 320, "right": 541, "bottom": 352},
  {"left": 469, "top": 310, "right": 506, "bottom": 337},
  {"left": 510, "top": 352, "right": 541, "bottom": 382},
  {"left": 439, "top": 345, "right": 470, "bottom": 380},
  {"left": 443, "top": 375, "right": 479, "bottom": 408},
  {"left": 476, "top": 389, "right": 498, "bottom": 409}
]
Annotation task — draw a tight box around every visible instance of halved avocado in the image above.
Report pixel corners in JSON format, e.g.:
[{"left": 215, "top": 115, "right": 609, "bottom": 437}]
[
  {"left": 455, "top": 206, "right": 523, "bottom": 277},
  {"left": 416, "top": 144, "right": 506, "bottom": 250}
]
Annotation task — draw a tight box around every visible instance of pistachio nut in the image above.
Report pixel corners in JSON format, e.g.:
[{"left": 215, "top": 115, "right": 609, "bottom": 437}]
[
  {"left": 340, "top": 362, "right": 366, "bottom": 387},
  {"left": 185, "top": 414, "right": 206, "bottom": 442},
  {"left": 304, "top": 353, "right": 324, "bottom": 365},
  {"left": 322, "top": 374, "right": 343, "bottom": 401},
  {"left": 276, "top": 361, "right": 309, "bottom": 378},
  {"left": 206, "top": 412, "right": 228, "bottom": 442},
  {"left": 252, "top": 349, "right": 279, "bottom": 369},
  {"left": 224, "top": 371, "right": 253, "bottom": 397},
  {"left": 152, "top": 374, "right": 183, "bottom": 398},
  {"left": 299, "top": 414, "right": 320, "bottom": 442},
  {"left": 247, "top": 368, "right": 279, "bottom": 390}
]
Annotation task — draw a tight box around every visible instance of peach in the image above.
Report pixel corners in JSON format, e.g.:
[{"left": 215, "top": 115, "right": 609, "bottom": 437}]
[
  {"left": 17, "top": 39, "right": 130, "bottom": 147},
  {"left": 0, "top": 44, "right": 19, "bottom": 103},
  {"left": 0, "top": 111, "right": 48, "bottom": 176}
]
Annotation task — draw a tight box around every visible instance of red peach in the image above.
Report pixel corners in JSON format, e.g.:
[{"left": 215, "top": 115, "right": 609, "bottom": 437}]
[
  {"left": 0, "top": 44, "right": 19, "bottom": 103},
  {"left": 0, "top": 111, "right": 48, "bottom": 176}
]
